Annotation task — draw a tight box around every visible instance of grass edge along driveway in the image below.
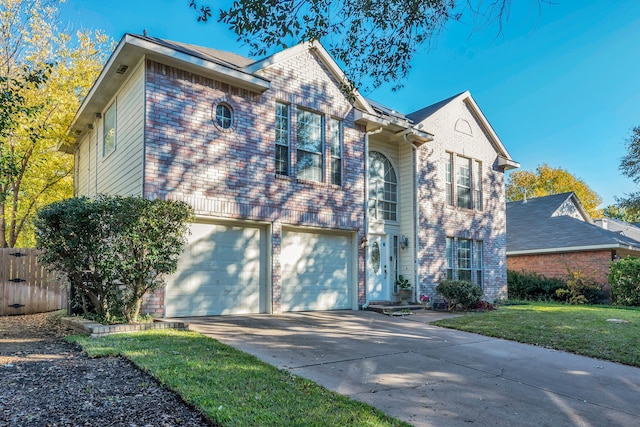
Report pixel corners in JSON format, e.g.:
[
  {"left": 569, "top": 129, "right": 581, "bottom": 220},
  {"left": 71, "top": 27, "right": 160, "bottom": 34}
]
[
  {"left": 432, "top": 302, "right": 640, "bottom": 367},
  {"left": 70, "top": 330, "right": 410, "bottom": 427}
]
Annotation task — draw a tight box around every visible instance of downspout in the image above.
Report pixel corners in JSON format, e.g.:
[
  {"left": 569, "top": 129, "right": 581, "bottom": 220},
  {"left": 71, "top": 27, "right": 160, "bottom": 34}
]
[{"left": 363, "top": 127, "right": 383, "bottom": 308}]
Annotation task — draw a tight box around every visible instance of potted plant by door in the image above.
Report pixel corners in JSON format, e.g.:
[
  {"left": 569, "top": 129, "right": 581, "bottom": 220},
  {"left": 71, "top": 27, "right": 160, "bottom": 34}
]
[{"left": 396, "top": 275, "right": 412, "bottom": 305}]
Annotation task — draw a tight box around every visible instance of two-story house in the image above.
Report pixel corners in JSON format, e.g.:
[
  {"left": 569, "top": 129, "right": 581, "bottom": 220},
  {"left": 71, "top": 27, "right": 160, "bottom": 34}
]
[{"left": 64, "top": 34, "right": 518, "bottom": 317}]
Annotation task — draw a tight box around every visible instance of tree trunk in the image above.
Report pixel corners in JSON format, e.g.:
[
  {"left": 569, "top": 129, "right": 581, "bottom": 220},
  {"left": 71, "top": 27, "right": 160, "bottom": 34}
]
[{"left": 0, "top": 202, "right": 7, "bottom": 247}]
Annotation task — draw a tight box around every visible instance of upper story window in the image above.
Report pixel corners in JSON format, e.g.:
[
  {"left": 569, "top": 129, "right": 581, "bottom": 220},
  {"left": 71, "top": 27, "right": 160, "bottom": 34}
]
[
  {"left": 457, "top": 156, "right": 472, "bottom": 209},
  {"left": 445, "top": 152, "right": 482, "bottom": 211},
  {"left": 474, "top": 160, "right": 483, "bottom": 211},
  {"left": 215, "top": 103, "right": 233, "bottom": 129},
  {"left": 103, "top": 101, "right": 116, "bottom": 157},
  {"left": 275, "top": 102, "right": 289, "bottom": 176},
  {"left": 296, "top": 109, "right": 323, "bottom": 182},
  {"left": 329, "top": 118, "right": 342, "bottom": 186},
  {"left": 369, "top": 151, "right": 397, "bottom": 221},
  {"left": 445, "top": 153, "right": 453, "bottom": 206}
]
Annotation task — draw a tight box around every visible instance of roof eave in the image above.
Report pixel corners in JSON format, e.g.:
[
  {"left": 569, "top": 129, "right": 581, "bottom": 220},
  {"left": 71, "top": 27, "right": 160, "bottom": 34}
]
[{"left": 498, "top": 156, "right": 520, "bottom": 170}]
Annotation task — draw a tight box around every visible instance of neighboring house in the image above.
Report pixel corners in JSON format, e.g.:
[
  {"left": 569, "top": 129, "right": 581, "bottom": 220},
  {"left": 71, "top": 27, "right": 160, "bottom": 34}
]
[
  {"left": 64, "top": 33, "right": 518, "bottom": 317},
  {"left": 506, "top": 192, "right": 640, "bottom": 285},
  {"left": 594, "top": 217, "right": 640, "bottom": 243}
]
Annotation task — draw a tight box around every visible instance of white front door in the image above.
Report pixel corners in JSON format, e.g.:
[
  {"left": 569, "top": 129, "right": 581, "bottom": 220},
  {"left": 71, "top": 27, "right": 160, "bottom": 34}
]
[{"left": 367, "top": 234, "right": 390, "bottom": 301}]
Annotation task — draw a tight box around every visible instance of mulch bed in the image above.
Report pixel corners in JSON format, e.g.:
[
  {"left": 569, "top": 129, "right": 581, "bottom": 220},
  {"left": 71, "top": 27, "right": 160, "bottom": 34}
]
[{"left": 0, "top": 312, "right": 216, "bottom": 427}]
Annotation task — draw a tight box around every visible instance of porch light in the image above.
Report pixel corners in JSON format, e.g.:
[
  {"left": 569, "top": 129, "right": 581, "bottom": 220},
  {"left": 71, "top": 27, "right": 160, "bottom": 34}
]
[
  {"left": 400, "top": 235, "right": 409, "bottom": 250},
  {"left": 360, "top": 236, "right": 369, "bottom": 248}
]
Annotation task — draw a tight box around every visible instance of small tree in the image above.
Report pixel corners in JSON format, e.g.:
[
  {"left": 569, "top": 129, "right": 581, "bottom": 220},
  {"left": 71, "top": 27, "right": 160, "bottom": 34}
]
[
  {"left": 35, "top": 197, "right": 117, "bottom": 317},
  {"left": 608, "top": 257, "right": 640, "bottom": 306},
  {"left": 555, "top": 271, "right": 603, "bottom": 305},
  {"left": 104, "top": 196, "right": 193, "bottom": 321},
  {"left": 35, "top": 195, "right": 193, "bottom": 322}
]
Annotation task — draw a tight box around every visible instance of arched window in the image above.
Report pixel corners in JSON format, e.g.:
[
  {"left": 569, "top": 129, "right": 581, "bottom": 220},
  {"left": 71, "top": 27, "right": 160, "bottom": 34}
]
[{"left": 368, "top": 151, "right": 397, "bottom": 221}]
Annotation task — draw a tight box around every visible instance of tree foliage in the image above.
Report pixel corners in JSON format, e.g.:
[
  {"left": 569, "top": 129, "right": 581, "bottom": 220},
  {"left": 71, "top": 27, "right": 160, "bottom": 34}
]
[
  {"left": 603, "top": 204, "right": 640, "bottom": 223},
  {"left": 617, "top": 126, "right": 640, "bottom": 212},
  {"left": 0, "top": 0, "right": 112, "bottom": 247},
  {"left": 188, "top": 0, "right": 542, "bottom": 92},
  {"left": 506, "top": 164, "right": 603, "bottom": 218},
  {"left": 35, "top": 195, "right": 193, "bottom": 322},
  {"left": 608, "top": 257, "right": 640, "bottom": 306}
]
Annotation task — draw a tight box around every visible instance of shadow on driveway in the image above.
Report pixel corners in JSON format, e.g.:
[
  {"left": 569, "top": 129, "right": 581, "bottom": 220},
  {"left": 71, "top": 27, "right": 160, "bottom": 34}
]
[{"left": 179, "top": 310, "right": 640, "bottom": 427}]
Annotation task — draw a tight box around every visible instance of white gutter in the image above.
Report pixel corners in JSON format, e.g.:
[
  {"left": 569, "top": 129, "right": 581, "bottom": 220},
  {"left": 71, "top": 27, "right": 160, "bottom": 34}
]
[{"left": 507, "top": 243, "right": 640, "bottom": 256}]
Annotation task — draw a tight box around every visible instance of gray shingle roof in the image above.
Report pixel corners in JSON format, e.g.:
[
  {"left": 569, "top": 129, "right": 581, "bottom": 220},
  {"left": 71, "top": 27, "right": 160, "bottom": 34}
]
[
  {"left": 507, "top": 194, "right": 640, "bottom": 253},
  {"left": 406, "top": 92, "right": 465, "bottom": 123},
  {"left": 134, "top": 34, "right": 256, "bottom": 69}
]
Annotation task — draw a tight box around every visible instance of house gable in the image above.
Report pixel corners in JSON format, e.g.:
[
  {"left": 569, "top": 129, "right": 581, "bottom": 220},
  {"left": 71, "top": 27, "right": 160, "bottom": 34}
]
[
  {"left": 245, "top": 42, "right": 375, "bottom": 116},
  {"left": 407, "top": 91, "right": 518, "bottom": 170},
  {"left": 552, "top": 193, "right": 591, "bottom": 222}
]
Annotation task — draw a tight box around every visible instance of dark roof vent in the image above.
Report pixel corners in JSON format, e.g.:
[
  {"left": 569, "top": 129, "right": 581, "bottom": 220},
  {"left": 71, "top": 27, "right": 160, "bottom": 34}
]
[{"left": 116, "top": 64, "right": 129, "bottom": 75}]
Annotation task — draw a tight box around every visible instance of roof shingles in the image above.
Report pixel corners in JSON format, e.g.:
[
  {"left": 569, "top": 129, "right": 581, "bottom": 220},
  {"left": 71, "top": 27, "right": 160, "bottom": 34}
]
[{"left": 507, "top": 193, "right": 640, "bottom": 253}]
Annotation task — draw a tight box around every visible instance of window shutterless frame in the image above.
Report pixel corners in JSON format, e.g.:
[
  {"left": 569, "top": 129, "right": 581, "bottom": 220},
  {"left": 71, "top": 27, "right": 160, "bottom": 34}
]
[
  {"left": 102, "top": 101, "right": 116, "bottom": 157},
  {"left": 275, "top": 102, "right": 289, "bottom": 176}
]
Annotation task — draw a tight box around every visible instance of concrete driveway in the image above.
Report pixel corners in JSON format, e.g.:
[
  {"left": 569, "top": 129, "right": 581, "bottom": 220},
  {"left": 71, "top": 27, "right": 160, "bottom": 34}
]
[{"left": 180, "top": 310, "right": 640, "bottom": 427}]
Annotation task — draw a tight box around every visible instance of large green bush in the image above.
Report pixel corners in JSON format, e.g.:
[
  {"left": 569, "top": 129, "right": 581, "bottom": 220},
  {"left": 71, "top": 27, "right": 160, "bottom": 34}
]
[
  {"left": 35, "top": 195, "right": 193, "bottom": 322},
  {"left": 608, "top": 257, "right": 640, "bottom": 306},
  {"left": 507, "top": 270, "right": 566, "bottom": 301},
  {"left": 435, "top": 280, "right": 483, "bottom": 311}
]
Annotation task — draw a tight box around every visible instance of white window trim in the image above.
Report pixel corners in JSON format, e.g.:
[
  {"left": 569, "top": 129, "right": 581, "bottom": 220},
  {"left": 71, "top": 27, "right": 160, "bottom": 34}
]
[{"left": 102, "top": 101, "right": 116, "bottom": 158}]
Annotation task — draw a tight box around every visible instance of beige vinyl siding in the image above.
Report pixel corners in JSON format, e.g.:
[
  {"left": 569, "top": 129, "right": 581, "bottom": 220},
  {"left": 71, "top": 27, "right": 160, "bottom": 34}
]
[
  {"left": 398, "top": 143, "right": 415, "bottom": 282},
  {"left": 74, "top": 132, "right": 90, "bottom": 197},
  {"left": 95, "top": 59, "right": 145, "bottom": 196}
]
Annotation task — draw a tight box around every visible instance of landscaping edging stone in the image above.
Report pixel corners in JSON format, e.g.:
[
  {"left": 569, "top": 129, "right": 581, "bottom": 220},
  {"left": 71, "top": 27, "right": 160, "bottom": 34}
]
[{"left": 61, "top": 317, "right": 189, "bottom": 337}]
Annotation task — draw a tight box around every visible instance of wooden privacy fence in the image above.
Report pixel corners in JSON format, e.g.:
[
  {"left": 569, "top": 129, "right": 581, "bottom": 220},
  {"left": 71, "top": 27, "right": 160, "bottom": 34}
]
[{"left": 0, "top": 248, "right": 67, "bottom": 316}]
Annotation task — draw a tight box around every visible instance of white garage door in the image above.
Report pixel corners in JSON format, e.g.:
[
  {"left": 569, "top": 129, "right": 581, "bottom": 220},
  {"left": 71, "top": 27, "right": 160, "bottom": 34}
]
[
  {"left": 165, "top": 222, "right": 264, "bottom": 317},
  {"left": 281, "top": 229, "right": 352, "bottom": 312}
]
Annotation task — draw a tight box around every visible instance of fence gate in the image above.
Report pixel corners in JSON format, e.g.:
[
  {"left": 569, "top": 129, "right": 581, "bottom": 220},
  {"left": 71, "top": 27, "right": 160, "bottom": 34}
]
[{"left": 0, "top": 248, "right": 67, "bottom": 316}]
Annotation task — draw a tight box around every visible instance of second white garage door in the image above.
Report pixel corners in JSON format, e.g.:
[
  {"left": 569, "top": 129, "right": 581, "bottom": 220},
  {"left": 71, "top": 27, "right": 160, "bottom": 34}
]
[
  {"left": 281, "top": 229, "right": 352, "bottom": 312},
  {"left": 165, "top": 222, "right": 265, "bottom": 317}
]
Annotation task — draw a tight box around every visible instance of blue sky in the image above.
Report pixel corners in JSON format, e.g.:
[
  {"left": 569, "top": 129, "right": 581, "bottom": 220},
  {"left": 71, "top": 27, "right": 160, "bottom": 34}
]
[{"left": 59, "top": 0, "right": 640, "bottom": 207}]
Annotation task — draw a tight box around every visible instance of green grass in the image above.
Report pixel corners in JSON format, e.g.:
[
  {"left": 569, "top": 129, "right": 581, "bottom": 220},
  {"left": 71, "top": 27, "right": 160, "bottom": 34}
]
[
  {"left": 70, "top": 330, "right": 409, "bottom": 427},
  {"left": 432, "top": 302, "right": 640, "bottom": 367}
]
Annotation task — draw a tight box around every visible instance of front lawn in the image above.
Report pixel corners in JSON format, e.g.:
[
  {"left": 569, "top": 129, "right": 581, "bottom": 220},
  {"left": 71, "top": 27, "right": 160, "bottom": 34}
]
[
  {"left": 432, "top": 302, "right": 640, "bottom": 367},
  {"left": 70, "top": 330, "right": 409, "bottom": 427}
]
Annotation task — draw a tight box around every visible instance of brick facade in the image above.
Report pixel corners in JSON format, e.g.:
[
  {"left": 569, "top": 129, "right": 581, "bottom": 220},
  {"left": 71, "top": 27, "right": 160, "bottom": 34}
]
[
  {"left": 507, "top": 250, "right": 614, "bottom": 285},
  {"left": 142, "top": 52, "right": 366, "bottom": 314},
  {"left": 414, "top": 98, "right": 509, "bottom": 302}
]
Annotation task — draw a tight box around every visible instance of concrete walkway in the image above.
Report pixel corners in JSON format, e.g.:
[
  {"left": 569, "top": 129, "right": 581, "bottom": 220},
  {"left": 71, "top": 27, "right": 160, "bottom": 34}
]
[{"left": 180, "top": 310, "right": 640, "bottom": 427}]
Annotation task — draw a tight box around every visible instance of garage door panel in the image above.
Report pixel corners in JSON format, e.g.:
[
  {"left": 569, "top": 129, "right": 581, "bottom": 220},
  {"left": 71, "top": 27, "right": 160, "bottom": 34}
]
[
  {"left": 166, "top": 222, "right": 264, "bottom": 317},
  {"left": 281, "top": 230, "right": 351, "bottom": 312}
]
